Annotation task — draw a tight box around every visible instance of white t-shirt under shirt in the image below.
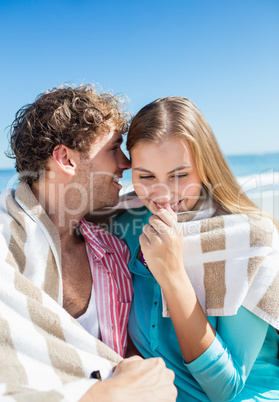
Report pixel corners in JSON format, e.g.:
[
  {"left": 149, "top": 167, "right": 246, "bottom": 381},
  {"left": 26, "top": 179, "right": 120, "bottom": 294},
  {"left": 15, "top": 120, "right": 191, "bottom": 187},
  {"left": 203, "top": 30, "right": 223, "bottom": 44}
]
[{"left": 76, "top": 284, "right": 101, "bottom": 339}]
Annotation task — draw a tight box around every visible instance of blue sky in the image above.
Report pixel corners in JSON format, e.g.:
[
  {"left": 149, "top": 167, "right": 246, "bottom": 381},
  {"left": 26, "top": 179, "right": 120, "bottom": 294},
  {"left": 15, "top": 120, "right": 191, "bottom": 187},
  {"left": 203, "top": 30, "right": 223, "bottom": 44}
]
[{"left": 0, "top": 0, "right": 278, "bottom": 169}]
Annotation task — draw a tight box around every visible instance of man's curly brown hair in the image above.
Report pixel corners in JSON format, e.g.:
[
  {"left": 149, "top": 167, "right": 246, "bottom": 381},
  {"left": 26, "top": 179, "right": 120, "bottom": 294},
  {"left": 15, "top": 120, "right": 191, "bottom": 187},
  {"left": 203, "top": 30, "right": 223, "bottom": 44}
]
[{"left": 7, "top": 84, "right": 130, "bottom": 184}]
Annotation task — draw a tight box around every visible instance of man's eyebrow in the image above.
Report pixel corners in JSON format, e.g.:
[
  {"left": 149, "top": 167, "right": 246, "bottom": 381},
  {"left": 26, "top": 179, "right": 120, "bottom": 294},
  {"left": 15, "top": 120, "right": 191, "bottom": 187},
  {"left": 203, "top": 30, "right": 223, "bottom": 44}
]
[
  {"left": 112, "top": 136, "right": 123, "bottom": 145},
  {"left": 133, "top": 165, "right": 191, "bottom": 174}
]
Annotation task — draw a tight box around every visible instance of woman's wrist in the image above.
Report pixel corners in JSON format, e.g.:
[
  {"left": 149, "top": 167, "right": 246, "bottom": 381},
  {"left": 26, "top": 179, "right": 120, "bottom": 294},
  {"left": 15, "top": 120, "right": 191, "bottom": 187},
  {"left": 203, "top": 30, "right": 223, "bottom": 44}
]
[{"left": 158, "top": 265, "right": 191, "bottom": 294}]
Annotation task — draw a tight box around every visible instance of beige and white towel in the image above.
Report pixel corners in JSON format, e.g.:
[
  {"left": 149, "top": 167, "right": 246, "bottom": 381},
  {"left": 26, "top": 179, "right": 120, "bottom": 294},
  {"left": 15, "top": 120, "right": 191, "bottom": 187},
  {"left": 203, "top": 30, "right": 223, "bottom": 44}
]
[
  {"left": 161, "top": 198, "right": 279, "bottom": 330},
  {"left": 0, "top": 182, "right": 121, "bottom": 401}
]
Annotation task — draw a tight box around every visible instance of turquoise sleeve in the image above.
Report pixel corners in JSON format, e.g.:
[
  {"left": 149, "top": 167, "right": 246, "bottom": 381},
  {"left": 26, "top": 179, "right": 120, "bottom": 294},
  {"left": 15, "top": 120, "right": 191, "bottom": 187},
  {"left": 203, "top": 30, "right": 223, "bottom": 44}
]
[{"left": 184, "top": 307, "right": 269, "bottom": 401}]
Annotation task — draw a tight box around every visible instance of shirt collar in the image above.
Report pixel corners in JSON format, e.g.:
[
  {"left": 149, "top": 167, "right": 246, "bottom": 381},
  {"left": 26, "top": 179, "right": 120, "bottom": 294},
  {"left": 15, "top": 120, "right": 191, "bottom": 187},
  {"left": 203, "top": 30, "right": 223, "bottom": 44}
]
[{"left": 78, "top": 218, "right": 114, "bottom": 261}]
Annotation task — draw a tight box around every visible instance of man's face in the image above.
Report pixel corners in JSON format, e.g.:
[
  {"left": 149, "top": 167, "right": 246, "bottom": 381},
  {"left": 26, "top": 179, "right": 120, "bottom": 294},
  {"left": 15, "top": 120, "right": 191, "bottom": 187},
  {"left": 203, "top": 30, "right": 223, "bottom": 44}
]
[{"left": 76, "top": 124, "right": 131, "bottom": 211}]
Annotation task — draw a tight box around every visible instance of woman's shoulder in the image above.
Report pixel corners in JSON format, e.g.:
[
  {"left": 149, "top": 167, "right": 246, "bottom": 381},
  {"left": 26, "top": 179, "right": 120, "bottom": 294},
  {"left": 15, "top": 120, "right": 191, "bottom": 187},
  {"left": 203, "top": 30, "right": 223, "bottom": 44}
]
[
  {"left": 113, "top": 192, "right": 150, "bottom": 222},
  {"left": 84, "top": 192, "right": 151, "bottom": 245},
  {"left": 111, "top": 206, "right": 150, "bottom": 242}
]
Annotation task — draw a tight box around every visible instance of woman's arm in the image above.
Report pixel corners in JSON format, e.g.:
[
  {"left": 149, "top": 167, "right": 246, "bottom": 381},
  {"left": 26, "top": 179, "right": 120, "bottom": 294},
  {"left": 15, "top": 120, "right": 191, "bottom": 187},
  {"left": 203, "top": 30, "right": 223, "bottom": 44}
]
[
  {"left": 140, "top": 206, "right": 216, "bottom": 362},
  {"left": 185, "top": 307, "right": 268, "bottom": 401},
  {"left": 160, "top": 260, "right": 217, "bottom": 361}
]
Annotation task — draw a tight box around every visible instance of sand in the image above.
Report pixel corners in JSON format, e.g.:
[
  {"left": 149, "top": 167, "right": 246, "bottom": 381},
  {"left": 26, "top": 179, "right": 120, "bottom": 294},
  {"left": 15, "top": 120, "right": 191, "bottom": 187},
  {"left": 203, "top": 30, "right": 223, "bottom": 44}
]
[{"left": 250, "top": 190, "right": 279, "bottom": 223}]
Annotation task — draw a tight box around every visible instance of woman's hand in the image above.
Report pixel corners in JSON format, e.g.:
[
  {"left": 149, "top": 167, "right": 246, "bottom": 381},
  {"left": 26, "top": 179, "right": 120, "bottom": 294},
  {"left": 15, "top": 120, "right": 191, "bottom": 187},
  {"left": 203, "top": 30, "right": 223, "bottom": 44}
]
[
  {"left": 140, "top": 204, "right": 216, "bottom": 364},
  {"left": 139, "top": 204, "right": 184, "bottom": 286}
]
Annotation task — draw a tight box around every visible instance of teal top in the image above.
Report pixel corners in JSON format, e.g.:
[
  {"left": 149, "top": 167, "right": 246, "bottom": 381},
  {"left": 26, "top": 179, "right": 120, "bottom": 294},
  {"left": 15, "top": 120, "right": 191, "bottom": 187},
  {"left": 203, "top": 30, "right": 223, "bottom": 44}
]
[{"left": 112, "top": 207, "right": 279, "bottom": 402}]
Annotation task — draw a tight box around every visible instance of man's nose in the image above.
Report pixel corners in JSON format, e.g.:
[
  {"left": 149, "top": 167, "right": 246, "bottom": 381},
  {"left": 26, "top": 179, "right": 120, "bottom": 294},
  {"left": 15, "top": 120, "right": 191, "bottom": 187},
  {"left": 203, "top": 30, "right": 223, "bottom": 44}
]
[{"left": 118, "top": 150, "right": 131, "bottom": 170}]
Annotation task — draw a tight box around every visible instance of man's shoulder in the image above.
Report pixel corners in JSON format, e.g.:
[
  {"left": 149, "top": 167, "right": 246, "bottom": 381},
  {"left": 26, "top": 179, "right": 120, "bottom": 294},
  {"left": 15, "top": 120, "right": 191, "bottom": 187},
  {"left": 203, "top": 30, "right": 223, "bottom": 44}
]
[
  {"left": 0, "top": 188, "right": 16, "bottom": 209},
  {"left": 0, "top": 188, "right": 24, "bottom": 232}
]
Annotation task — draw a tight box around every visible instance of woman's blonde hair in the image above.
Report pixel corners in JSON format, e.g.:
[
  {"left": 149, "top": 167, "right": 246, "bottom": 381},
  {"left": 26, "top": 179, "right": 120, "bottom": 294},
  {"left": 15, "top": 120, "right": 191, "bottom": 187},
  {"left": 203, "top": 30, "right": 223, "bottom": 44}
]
[{"left": 127, "top": 96, "right": 279, "bottom": 229}]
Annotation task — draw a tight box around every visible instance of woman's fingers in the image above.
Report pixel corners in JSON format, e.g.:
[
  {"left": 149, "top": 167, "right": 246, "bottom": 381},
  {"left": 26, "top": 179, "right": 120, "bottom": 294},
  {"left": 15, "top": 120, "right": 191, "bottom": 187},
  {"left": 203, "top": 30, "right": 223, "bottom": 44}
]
[
  {"left": 149, "top": 210, "right": 179, "bottom": 237},
  {"left": 140, "top": 207, "right": 181, "bottom": 266},
  {"left": 139, "top": 233, "right": 151, "bottom": 249},
  {"left": 163, "top": 204, "right": 177, "bottom": 219},
  {"left": 154, "top": 206, "right": 174, "bottom": 226},
  {"left": 142, "top": 224, "right": 158, "bottom": 238},
  {"left": 139, "top": 207, "right": 184, "bottom": 284},
  {"left": 140, "top": 225, "right": 159, "bottom": 249},
  {"left": 140, "top": 206, "right": 180, "bottom": 246}
]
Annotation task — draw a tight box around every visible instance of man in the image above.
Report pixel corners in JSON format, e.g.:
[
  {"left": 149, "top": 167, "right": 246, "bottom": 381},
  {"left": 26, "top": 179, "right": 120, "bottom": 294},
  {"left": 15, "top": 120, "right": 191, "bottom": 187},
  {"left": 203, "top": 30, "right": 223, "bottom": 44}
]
[{"left": 0, "top": 85, "right": 176, "bottom": 401}]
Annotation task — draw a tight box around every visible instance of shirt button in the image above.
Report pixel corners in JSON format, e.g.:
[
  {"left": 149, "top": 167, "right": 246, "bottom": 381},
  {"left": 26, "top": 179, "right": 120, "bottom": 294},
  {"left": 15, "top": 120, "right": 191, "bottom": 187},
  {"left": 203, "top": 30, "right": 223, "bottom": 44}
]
[
  {"left": 154, "top": 302, "right": 157, "bottom": 305},
  {"left": 152, "top": 324, "right": 155, "bottom": 328}
]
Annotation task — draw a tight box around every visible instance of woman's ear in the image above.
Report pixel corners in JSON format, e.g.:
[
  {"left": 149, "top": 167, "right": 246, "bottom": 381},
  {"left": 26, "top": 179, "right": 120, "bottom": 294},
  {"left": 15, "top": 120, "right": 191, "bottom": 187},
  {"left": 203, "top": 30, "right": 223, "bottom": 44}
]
[{"left": 52, "top": 145, "right": 78, "bottom": 176}]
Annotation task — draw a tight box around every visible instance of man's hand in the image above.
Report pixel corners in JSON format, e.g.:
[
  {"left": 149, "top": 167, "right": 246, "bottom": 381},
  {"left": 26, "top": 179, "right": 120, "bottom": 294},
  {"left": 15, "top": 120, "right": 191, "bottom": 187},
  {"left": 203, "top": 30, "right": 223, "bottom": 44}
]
[{"left": 80, "top": 356, "right": 177, "bottom": 401}]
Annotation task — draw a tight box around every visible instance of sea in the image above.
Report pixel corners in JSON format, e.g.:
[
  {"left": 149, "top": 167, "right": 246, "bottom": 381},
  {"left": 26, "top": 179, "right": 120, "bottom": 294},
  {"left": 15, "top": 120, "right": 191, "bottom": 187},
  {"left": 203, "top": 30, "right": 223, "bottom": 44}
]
[{"left": 1, "top": 152, "right": 279, "bottom": 197}]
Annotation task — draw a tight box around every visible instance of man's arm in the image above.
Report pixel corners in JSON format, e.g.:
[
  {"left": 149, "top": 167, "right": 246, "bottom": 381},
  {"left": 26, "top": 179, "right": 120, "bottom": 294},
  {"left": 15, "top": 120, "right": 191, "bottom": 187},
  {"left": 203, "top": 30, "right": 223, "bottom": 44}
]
[{"left": 80, "top": 356, "right": 177, "bottom": 402}]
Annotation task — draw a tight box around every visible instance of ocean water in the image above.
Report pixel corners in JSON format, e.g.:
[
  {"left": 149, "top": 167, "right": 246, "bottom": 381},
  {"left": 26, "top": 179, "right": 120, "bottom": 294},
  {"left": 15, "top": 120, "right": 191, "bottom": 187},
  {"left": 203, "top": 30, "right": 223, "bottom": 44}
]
[
  {"left": 1, "top": 152, "right": 279, "bottom": 196},
  {"left": 227, "top": 153, "right": 279, "bottom": 193}
]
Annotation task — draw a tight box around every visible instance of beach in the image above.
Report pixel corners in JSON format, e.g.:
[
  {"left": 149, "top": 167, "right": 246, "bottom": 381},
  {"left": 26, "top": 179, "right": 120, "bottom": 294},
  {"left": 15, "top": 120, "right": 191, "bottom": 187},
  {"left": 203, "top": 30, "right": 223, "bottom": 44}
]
[{"left": 250, "top": 191, "right": 279, "bottom": 222}]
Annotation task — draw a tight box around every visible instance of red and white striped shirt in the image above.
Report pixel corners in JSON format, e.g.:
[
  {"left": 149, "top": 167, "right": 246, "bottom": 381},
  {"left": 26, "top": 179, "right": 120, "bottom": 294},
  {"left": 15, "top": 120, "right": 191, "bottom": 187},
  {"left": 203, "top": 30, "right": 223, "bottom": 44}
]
[{"left": 78, "top": 218, "right": 133, "bottom": 357}]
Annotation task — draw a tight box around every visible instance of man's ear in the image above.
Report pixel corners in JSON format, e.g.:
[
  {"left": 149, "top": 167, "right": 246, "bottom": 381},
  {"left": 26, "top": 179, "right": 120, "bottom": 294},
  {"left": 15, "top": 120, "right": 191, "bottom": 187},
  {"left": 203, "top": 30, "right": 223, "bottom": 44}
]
[{"left": 52, "top": 145, "right": 78, "bottom": 176}]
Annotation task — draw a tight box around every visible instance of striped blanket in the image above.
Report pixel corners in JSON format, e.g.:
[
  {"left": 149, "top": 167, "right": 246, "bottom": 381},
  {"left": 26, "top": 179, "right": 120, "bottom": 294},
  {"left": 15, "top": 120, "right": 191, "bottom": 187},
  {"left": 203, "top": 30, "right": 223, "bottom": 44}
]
[
  {"left": 0, "top": 182, "right": 121, "bottom": 401},
  {"left": 161, "top": 198, "right": 279, "bottom": 329}
]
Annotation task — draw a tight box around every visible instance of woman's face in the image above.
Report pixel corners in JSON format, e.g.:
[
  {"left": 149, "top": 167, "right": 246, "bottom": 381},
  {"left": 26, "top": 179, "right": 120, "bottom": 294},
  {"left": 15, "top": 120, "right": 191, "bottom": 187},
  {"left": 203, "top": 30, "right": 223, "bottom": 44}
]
[{"left": 131, "top": 138, "right": 202, "bottom": 213}]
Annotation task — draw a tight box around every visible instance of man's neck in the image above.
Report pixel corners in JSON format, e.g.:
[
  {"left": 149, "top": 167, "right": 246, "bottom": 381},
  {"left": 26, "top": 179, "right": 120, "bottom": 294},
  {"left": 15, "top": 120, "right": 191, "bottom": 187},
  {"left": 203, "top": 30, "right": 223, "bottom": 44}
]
[
  {"left": 31, "top": 177, "right": 93, "bottom": 319},
  {"left": 31, "top": 179, "right": 87, "bottom": 243}
]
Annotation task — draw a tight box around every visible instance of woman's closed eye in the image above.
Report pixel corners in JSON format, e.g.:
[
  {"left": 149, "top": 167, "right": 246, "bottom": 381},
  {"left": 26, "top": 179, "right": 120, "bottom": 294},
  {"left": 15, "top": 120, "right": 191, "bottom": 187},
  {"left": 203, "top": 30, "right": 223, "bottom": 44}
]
[
  {"left": 138, "top": 173, "right": 188, "bottom": 180},
  {"left": 171, "top": 173, "right": 188, "bottom": 179},
  {"left": 139, "top": 175, "right": 155, "bottom": 180}
]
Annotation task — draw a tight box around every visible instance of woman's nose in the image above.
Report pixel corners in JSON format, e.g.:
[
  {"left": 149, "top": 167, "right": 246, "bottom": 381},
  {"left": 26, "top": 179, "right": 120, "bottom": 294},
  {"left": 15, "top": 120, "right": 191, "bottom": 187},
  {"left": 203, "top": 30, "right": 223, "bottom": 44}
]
[{"left": 151, "top": 183, "right": 171, "bottom": 204}]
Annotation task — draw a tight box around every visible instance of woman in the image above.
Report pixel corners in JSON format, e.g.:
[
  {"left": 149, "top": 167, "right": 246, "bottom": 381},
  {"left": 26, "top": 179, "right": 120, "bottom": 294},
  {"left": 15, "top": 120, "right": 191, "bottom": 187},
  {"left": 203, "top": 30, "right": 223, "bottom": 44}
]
[{"left": 114, "top": 97, "right": 279, "bottom": 401}]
